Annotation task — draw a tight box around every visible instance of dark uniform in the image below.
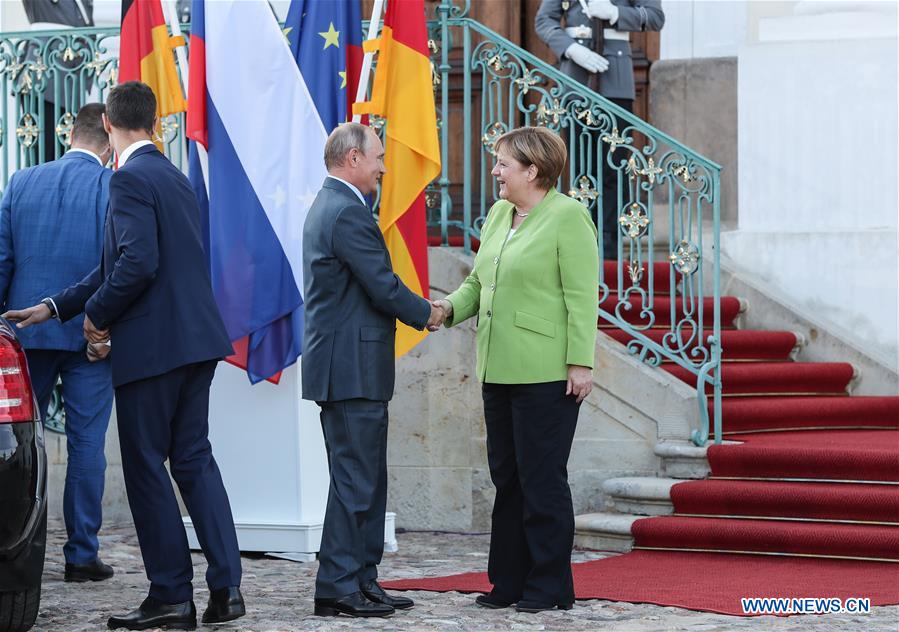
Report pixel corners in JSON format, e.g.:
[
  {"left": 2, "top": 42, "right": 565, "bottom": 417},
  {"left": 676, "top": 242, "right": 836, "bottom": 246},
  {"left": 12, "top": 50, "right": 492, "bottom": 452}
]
[{"left": 536, "top": 0, "right": 664, "bottom": 255}]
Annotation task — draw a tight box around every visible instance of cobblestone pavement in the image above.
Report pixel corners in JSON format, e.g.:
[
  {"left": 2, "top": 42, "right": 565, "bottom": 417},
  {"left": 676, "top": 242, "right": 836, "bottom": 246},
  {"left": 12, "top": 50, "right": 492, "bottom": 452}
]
[{"left": 36, "top": 520, "right": 897, "bottom": 631}]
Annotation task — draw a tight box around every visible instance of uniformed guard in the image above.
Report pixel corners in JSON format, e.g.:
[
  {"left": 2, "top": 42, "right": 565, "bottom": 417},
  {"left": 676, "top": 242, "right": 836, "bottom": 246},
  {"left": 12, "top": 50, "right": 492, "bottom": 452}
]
[{"left": 536, "top": 0, "right": 665, "bottom": 256}]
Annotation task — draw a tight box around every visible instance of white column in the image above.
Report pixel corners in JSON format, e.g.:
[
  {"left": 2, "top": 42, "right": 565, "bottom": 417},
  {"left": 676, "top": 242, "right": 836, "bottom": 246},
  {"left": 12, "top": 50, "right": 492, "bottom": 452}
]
[{"left": 728, "top": 1, "right": 899, "bottom": 371}]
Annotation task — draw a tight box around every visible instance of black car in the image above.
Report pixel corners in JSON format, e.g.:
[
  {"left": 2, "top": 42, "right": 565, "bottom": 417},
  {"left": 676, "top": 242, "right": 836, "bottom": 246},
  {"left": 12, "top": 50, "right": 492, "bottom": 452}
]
[{"left": 0, "top": 318, "right": 45, "bottom": 632}]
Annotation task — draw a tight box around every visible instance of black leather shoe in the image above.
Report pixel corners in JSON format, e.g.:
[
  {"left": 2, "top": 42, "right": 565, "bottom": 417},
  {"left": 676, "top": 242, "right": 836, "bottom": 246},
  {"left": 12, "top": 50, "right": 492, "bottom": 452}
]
[
  {"left": 107, "top": 597, "right": 197, "bottom": 630},
  {"left": 361, "top": 580, "right": 414, "bottom": 610},
  {"left": 202, "top": 586, "right": 246, "bottom": 624},
  {"left": 65, "top": 558, "right": 114, "bottom": 582},
  {"left": 313, "top": 591, "right": 394, "bottom": 617},
  {"left": 515, "top": 600, "right": 574, "bottom": 613},
  {"left": 475, "top": 592, "right": 515, "bottom": 609}
]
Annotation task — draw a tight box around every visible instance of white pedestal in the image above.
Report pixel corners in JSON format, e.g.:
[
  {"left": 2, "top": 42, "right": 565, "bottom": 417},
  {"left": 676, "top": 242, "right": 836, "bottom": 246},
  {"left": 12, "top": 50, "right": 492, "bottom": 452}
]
[{"left": 184, "top": 362, "right": 328, "bottom": 554}]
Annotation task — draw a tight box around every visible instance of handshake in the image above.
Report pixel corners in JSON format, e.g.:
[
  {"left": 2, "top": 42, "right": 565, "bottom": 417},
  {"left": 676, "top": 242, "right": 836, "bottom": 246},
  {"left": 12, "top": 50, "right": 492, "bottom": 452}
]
[{"left": 426, "top": 299, "right": 453, "bottom": 332}]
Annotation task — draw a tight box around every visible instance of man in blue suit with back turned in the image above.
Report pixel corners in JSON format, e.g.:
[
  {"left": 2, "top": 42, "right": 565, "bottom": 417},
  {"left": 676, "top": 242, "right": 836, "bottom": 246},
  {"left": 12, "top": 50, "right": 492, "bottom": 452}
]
[
  {"left": 0, "top": 103, "right": 115, "bottom": 583},
  {"left": 5, "top": 82, "right": 246, "bottom": 630}
]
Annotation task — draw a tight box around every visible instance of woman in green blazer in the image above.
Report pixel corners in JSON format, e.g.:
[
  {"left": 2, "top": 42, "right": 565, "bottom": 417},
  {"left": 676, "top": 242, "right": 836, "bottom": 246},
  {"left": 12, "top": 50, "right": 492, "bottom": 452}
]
[{"left": 434, "top": 127, "right": 599, "bottom": 613}]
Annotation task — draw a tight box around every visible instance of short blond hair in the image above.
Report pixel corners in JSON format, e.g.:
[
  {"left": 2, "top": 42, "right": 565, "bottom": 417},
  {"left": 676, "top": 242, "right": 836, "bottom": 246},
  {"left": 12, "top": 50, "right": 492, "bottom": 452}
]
[{"left": 493, "top": 126, "right": 567, "bottom": 190}]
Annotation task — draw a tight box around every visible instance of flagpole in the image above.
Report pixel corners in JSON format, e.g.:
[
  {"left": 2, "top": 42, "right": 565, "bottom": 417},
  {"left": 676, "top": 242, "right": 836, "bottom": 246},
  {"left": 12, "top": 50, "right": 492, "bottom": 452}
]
[
  {"left": 352, "top": 0, "right": 385, "bottom": 123},
  {"left": 161, "top": 0, "right": 210, "bottom": 197}
]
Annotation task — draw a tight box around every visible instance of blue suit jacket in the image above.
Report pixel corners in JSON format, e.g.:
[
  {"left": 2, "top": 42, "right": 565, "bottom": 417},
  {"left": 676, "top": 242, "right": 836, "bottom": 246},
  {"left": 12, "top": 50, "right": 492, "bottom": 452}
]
[
  {"left": 52, "top": 144, "right": 233, "bottom": 387},
  {"left": 301, "top": 178, "right": 431, "bottom": 402},
  {"left": 0, "top": 151, "right": 110, "bottom": 351}
]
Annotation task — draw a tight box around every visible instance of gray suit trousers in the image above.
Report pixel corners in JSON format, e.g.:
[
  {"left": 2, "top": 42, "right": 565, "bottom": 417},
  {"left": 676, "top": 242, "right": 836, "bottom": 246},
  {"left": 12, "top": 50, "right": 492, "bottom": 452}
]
[{"left": 315, "top": 399, "right": 389, "bottom": 598}]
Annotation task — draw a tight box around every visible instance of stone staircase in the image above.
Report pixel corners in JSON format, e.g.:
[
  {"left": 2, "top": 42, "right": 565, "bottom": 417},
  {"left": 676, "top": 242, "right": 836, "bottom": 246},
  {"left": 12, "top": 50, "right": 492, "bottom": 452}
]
[{"left": 574, "top": 441, "right": 710, "bottom": 552}]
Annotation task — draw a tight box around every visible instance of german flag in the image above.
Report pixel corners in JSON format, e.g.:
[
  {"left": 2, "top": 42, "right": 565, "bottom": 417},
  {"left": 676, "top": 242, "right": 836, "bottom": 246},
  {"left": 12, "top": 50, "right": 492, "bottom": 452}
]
[
  {"left": 119, "top": 0, "right": 186, "bottom": 143},
  {"left": 354, "top": 0, "right": 441, "bottom": 357}
]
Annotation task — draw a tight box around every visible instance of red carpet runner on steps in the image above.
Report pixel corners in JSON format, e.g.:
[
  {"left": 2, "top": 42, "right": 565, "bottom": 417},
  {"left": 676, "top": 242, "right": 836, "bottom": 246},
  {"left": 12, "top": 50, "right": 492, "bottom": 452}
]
[{"left": 384, "top": 261, "right": 899, "bottom": 615}]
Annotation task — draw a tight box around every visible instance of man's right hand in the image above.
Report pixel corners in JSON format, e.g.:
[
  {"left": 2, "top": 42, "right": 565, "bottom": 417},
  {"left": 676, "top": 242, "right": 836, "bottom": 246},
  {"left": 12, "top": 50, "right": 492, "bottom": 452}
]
[
  {"left": 2, "top": 303, "right": 52, "bottom": 329},
  {"left": 565, "top": 43, "right": 609, "bottom": 74}
]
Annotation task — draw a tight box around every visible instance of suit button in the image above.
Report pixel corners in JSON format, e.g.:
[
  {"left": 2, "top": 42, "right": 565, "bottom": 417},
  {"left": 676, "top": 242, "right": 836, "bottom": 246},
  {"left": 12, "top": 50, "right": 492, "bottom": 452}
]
[
  {"left": 486, "top": 310, "right": 492, "bottom": 317},
  {"left": 618, "top": 51, "right": 623, "bottom": 56},
  {"left": 490, "top": 283, "right": 496, "bottom": 291},
  {"left": 493, "top": 256, "right": 499, "bottom": 265}
]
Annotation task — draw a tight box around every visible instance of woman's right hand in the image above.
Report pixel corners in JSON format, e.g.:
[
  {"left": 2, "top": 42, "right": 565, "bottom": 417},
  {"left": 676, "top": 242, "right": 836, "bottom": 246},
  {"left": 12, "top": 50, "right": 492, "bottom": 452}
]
[{"left": 432, "top": 299, "right": 453, "bottom": 318}]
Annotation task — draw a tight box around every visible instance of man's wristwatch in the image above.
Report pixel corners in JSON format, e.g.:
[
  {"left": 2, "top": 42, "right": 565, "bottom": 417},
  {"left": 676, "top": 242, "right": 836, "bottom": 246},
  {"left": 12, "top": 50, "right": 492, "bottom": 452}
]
[{"left": 40, "top": 298, "right": 58, "bottom": 320}]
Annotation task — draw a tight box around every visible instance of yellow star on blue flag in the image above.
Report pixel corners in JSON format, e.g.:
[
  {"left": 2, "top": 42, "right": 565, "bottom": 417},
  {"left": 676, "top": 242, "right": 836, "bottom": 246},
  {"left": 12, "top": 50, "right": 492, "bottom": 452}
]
[{"left": 319, "top": 22, "right": 340, "bottom": 50}]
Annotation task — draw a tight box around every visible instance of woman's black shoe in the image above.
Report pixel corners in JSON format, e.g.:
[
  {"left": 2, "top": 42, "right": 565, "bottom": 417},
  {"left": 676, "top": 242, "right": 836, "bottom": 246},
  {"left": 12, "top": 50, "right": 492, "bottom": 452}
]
[
  {"left": 515, "top": 600, "right": 574, "bottom": 613},
  {"left": 475, "top": 592, "right": 516, "bottom": 609}
]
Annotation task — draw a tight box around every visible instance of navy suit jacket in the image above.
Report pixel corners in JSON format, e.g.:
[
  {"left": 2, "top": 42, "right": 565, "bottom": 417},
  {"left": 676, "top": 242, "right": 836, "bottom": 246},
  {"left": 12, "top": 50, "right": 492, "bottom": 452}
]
[
  {"left": 53, "top": 144, "right": 232, "bottom": 387},
  {"left": 301, "top": 178, "right": 431, "bottom": 402},
  {"left": 0, "top": 151, "right": 110, "bottom": 351}
]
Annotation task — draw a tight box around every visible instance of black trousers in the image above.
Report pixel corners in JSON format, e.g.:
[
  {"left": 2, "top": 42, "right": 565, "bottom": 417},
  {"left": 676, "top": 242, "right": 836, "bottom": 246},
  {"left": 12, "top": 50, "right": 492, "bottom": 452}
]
[
  {"left": 115, "top": 361, "right": 242, "bottom": 603},
  {"left": 315, "top": 399, "right": 389, "bottom": 599},
  {"left": 481, "top": 381, "right": 580, "bottom": 606},
  {"left": 597, "top": 98, "right": 634, "bottom": 258}
]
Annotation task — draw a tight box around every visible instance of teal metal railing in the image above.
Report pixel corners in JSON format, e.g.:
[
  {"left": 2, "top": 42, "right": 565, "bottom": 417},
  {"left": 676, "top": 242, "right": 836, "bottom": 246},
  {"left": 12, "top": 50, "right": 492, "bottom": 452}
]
[{"left": 0, "top": 2, "right": 723, "bottom": 445}]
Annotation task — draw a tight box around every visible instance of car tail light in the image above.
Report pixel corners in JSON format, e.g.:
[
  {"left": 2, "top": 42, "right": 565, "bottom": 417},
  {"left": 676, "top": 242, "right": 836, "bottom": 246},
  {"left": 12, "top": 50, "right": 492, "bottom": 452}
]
[{"left": 0, "top": 332, "right": 35, "bottom": 423}]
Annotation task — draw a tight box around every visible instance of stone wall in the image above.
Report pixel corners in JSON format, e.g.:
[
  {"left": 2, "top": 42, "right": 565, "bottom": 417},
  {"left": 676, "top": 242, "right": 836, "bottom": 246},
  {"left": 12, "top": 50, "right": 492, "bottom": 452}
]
[{"left": 649, "top": 56, "right": 738, "bottom": 230}]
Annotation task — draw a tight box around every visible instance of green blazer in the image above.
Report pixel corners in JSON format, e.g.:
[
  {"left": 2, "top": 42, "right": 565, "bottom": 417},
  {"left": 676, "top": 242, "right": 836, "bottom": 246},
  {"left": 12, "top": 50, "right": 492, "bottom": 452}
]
[{"left": 445, "top": 188, "right": 599, "bottom": 384}]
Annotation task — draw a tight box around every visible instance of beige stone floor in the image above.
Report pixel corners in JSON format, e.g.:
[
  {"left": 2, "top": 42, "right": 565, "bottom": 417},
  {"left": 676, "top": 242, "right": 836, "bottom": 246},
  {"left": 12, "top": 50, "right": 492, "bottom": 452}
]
[{"left": 34, "top": 520, "right": 899, "bottom": 631}]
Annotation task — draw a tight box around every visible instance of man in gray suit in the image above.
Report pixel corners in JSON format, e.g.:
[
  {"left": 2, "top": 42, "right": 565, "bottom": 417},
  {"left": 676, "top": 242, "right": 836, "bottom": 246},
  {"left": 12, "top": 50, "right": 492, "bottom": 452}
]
[
  {"left": 302, "top": 122, "right": 444, "bottom": 618},
  {"left": 536, "top": 0, "right": 664, "bottom": 255}
]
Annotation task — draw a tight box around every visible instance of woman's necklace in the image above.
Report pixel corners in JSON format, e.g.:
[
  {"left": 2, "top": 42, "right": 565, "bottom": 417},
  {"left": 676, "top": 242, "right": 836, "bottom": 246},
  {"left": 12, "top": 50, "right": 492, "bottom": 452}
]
[{"left": 514, "top": 209, "right": 529, "bottom": 218}]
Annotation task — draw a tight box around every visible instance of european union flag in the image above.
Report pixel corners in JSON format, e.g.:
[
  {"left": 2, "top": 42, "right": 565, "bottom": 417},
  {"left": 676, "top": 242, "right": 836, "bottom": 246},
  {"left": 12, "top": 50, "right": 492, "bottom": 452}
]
[{"left": 286, "top": 0, "right": 364, "bottom": 132}]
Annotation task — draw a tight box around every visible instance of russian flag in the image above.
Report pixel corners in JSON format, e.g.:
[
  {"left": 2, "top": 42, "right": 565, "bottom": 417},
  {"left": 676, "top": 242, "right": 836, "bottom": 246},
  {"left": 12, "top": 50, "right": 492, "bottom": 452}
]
[{"left": 186, "top": 0, "right": 329, "bottom": 384}]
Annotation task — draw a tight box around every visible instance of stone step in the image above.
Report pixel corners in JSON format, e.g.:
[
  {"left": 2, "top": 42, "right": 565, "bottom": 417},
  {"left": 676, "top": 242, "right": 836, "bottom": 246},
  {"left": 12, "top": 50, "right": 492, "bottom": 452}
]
[
  {"left": 654, "top": 441, "right": 711, "bottom": 479},
  {"left": 602, "top": 477, "right": 678, "bottom": 516},
  {"left": 574, "top": 512, "right": 638, "bottom": 552}
]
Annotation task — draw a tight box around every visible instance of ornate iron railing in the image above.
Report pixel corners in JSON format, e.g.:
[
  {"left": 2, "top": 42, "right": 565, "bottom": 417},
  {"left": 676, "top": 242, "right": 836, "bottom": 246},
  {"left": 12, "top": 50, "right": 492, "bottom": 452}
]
[{"left": 0, "top": 3, "right": 723, "bottom": 445}]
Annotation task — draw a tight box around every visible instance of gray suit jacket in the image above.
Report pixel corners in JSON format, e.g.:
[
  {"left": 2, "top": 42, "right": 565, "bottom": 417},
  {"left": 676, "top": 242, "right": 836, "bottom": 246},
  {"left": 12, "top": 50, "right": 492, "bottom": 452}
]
[
  {"left": 535, "top": 0, "right": 664, "bottom": 100},
  {"left": 301, "top": 177, "right": 431, "bottom": 403}
]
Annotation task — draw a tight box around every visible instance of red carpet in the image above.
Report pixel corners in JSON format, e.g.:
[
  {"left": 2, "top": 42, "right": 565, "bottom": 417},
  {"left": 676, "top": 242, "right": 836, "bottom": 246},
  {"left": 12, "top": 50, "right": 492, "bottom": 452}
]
[
  {"left": 603, "top": 329, "right": 800, "bottom": 361},
  {"left": 664, "top": 362, "right": 855, "bottom": 395},
  {"left": 708, "top": 430, "right": 899, "bottom": 481},
  {"left": 716, "top": 397, "right": 899, "bottom": 434},
  {"left": 632, "top": 516, "right": 899, "bottom": 560},
  {"left": 670, "top": 479, "right": 899, "bottom": 523},
  {"left": 394, "top": 280, "right": 899, "bottom": 613},
  {"left": 382, "top": 551, "right": 899, "bottom": 615},
  {"left": 598, "top": 296, "right": 744, "bottom": 327}
]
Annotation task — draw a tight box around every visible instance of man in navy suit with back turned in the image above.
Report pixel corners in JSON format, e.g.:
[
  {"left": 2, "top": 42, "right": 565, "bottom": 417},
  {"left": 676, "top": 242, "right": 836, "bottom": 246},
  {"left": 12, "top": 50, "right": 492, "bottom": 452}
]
[{"left": 4, "top": 81, "right": 246, "bottom": 631}]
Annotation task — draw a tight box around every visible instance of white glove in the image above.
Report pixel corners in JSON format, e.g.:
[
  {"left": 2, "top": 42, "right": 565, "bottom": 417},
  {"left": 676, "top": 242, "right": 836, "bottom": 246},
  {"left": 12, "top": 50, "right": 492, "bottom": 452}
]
[
  {"left": 586, "top": 0, "right": 620, "bottom": 23},
  {"left": 565, "top": 43, "right": 610, "bottom": 74}
]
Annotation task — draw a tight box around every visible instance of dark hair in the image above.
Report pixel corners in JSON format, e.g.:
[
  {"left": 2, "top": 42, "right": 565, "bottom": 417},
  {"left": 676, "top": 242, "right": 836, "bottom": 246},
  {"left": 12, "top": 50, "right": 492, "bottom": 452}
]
[
  {"left": 105, "top": 81, "right": 156, "bottom": 133},
  {"left": 71, "top": 103, "right": 108, "bottom": 149}
]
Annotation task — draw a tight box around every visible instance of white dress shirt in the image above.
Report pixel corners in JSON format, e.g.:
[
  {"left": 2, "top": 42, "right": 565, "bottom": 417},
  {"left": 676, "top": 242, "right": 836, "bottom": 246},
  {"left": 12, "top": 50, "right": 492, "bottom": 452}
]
[
  {"left": 117, "top": 139, "right": 156, "bottom": 167},
  {"left": 67, "top": 148, "right": 103, "bottom": 165}
]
